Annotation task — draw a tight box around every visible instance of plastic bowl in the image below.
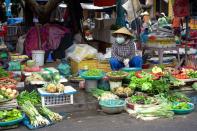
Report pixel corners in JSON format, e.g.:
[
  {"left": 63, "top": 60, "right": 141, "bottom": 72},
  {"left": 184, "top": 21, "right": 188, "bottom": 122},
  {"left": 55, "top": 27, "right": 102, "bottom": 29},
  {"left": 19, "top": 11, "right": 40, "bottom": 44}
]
[
  {"left": 99, "top": 99, "right": 125, "bottom": 114},
  {"left": 81, "top": 71, "right": 104, "bottom": 80},
  {"left": 0, "top": 113, "right": 25, "bottom": 126},
  {"left": 172, "top": 103, "right": 194, "bottom": 115},
  {"left": 121, "top": 67, "right": 142, "bottom": 72}
]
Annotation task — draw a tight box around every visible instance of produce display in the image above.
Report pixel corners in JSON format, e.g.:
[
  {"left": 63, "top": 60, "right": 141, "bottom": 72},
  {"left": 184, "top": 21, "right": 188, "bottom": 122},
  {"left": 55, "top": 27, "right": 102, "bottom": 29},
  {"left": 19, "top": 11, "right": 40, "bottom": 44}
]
[
  {"left": 129, "top": 94, "right": 157, "bottom": 105},
  {"left": 135, "top": 103, "right": 174, "bottom": 119},
  {"left": 129, "top": 75, "right": 169, "bottom": 95},
  {"left": 112, "top": 87, "right": 133, "bottom": 97},
  {"left": 100, "top": 92, "right": 119, "bottom": 101},
  {"left": 42, "top": 72, "right": 61, "bottom": 83},
  {"left": 39, "top": 107, "right": 63, "bottom": 122},
  {"left": 17, "top": 91, "right": 41, "bottom": 106},
  {"left": 107, "top": 71, "right": 128, "bottom": 80},
  {"left": 0, "top": 78, "right": 17, "bottom": 89},
  {"left": 84, "top": 69, "right": 103, "bottom": 76},
  {"left": 24, "top": 66, "right": 41, "bottom": 72},
  {"left": 171, "top": 102, "right": 190, "bottom": 110},
  {"left": 0, "top": 68, "right": 9, "bottom": 78},
  {"left": 0, "top": 55, "right": 196, "bottom": 128},
  {"left": 172, "top": 68, "right": 197, "bottom": 79},
  {"left": 43, "top": 83, "right": 65, "bottom": 93},
  {"left": 192, "top": 82, "right": 197, "bottom": 91},
  {"left": 11, "top": 55, "right": 28, "bottom": 60},
  {"left": 152, "top": 66, "right": 163, "bottom": 74},
  {"left": 135, "top": 71, "right": 160, "bottom": 80},
  {"left": 90, "top": 88, "right": 106, "bottom": 99},
  {"left": 25, "top": 73, "right": 44, "bottom": 82},
  {"left": 0, "top": 88, "right": 18, "bottom": 102},
  {"left": 171, "top": 102, "right": 194, "bottom": 114},
  {"left": 167, "top": 92, "right": 191, "bottom": 103},
  {"left": 21, "top": 101, "right": 50, "bottom": 127},
  {"left": 187, "top": 71, "right": 197, "bottom": 78},
  {"left": 0, "top": 109, "right": 23, "bottom": 122}
]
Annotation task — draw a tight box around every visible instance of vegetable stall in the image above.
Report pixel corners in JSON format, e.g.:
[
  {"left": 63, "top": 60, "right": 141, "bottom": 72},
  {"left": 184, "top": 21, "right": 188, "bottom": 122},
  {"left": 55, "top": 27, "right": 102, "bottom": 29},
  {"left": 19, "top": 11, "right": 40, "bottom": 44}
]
[{"left": 89, "top": 66, "right": 197, "bottom": 120}]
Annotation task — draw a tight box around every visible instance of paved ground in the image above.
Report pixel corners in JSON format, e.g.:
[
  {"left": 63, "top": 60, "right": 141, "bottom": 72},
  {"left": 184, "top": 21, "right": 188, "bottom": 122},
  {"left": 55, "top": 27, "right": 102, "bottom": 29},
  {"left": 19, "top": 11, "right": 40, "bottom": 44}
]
[{"left": 8, "top": 107, "right": 197, "bottom": 131}]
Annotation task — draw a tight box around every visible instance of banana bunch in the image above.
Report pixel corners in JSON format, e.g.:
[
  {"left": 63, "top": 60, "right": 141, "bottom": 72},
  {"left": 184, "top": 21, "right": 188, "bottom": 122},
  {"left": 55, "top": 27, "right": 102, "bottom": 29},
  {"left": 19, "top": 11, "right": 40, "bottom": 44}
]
[{"left": 11, "top": 55, "right": 28, "bottom": 60}]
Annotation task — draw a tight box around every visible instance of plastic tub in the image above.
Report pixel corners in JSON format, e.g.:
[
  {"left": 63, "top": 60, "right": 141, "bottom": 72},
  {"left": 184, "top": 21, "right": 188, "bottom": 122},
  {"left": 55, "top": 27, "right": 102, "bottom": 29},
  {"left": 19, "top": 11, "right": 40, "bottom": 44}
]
[
  {"left": 172, "top": 102, "right": 194, "bottom": 115},
  {"left": 32, "top": 50, "right": 45, "bottom": 66},
  {"left": 99, "top": 99, "right": 125, "bottom": 114}
]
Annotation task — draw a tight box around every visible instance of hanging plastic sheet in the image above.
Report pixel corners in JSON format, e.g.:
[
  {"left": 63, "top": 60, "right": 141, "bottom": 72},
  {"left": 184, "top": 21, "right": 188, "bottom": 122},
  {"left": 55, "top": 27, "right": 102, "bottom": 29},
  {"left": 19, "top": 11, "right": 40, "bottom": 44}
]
[{"left": 122, "top": 0, "right": 142, "bottom": 22}]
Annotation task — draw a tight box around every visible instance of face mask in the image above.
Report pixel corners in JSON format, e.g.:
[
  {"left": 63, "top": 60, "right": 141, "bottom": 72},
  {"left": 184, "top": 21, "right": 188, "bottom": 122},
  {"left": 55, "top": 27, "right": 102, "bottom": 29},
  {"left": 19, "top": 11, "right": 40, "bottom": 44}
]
[{"left": 115, "top": 37, "right": 125, "bottom": 44}]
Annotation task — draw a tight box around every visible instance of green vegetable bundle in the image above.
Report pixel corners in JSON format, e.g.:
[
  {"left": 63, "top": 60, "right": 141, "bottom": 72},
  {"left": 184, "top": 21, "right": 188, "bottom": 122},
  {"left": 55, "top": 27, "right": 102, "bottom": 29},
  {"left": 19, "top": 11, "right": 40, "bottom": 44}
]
[
  {"left": 188, "top": 71, "right": 197, "bottom": 78},
  {"left": 129, "top": 76, "right": 169, "bottom": 95},
  {"left": 167, "top": 92, "right": 191, "bottom": 103},
  {"left": 90, "top": 88, "right": 106, "bottom": 99},
  {"left": 17, "top": 91, "right": 41, "bottom": 106},
  {"left": 39, "top": 107, "right": 63, "bottom": 122},
  {"left": 137, "top": 102, "right": 174, "bottom": 119},
  {"left": 130, "top": 95, "right": 154, "bottom": 105},
  {"left": 0, "top": 68, "right": 9, "bottom": 78},
  {"left": 21, "top": 101, "right": 50, "bottom": 127}
]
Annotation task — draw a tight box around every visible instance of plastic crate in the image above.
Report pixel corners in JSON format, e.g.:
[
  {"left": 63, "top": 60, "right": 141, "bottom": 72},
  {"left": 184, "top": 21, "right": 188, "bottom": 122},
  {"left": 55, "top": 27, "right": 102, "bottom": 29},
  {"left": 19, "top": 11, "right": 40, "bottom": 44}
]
[
  {"left": 41, "top": 94, "right": 73, "bottom": 107},
  {"left": 97, "top": 60, "right": 111, "bottom": 72},
  {"left": 70, "top": 59, "right": 98, "bottom": 74},
  {"left": 38, "top": 87, "right": 76, "bottom": 107}
]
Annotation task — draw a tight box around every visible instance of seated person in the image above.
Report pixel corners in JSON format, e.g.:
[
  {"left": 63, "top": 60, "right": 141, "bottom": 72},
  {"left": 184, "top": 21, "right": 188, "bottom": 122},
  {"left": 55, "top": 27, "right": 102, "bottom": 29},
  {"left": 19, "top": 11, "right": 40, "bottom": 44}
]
[{"left": 109, "top": 27, "right": 143, "bottom": 71}]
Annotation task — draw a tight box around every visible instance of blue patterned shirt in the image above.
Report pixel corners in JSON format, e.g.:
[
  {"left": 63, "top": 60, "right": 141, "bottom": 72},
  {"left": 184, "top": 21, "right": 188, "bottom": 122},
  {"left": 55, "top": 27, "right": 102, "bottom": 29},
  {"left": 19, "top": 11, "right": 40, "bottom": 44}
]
[{"left": 112, "top": 40, "right": 135, "bottom": 62}]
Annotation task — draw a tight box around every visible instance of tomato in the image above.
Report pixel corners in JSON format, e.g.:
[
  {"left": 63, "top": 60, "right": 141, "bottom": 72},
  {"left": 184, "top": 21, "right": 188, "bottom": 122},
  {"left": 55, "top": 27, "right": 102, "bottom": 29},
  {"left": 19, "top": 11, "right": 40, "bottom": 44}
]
[{"left": 174, "top": 73, "right": 189, "bottom": 79}]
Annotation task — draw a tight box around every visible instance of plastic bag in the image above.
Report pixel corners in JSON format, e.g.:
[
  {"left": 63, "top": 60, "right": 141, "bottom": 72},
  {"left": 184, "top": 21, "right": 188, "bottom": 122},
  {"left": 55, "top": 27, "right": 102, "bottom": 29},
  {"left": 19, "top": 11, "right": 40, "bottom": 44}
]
[
  {"left": 8, "top": 60, "right": 21, "bottom": 71},
  {"left": 66, "top": 44, "right": 98, "bottom": 62},
  {"left": 57, "top": 60, "right": 71, "bottom": 77},
  {"left": 98, "top": 77, "right": 110, "bottom": 91}
]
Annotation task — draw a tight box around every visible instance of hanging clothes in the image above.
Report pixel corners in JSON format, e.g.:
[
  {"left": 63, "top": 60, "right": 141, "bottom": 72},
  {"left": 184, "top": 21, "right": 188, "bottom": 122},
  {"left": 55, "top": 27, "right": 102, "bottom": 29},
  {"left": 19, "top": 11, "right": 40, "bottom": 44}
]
[
  {"left": 173, "top": 0, "right": 190, "bottom": 17},
  {"left": 24, "top": 24, "right": 70, "bottom": 57},
  {"left": 5, "top": 0, "right": 12, "bottom": 17},
  {"left": 115, "top": 0, "right": 126, "bottom": 27}
]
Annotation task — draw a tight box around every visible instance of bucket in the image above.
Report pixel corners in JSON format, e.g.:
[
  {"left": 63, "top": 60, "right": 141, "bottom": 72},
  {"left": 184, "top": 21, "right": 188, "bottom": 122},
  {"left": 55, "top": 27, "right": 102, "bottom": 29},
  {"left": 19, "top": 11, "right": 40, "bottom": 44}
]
[
  {"left": 85, "top": 80, "right": 98, "bottom": 92},
  {"left": 32, "top": 50, "right": 45, "bottom": 66}
]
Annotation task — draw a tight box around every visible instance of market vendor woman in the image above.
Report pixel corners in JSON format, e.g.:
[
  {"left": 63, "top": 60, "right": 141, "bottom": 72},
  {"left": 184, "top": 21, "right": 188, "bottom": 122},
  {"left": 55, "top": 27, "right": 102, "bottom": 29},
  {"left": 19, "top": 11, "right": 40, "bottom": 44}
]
[{"left": 110, "top": 27, "right": 143, "bottom": 70}]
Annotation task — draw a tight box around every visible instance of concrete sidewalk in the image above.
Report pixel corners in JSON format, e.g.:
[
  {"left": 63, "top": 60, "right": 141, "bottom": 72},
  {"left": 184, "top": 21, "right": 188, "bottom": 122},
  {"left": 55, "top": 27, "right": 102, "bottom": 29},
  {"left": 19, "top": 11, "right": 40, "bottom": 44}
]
[{"left": 9, "top": 108, "right": 197, "bottom": 131}]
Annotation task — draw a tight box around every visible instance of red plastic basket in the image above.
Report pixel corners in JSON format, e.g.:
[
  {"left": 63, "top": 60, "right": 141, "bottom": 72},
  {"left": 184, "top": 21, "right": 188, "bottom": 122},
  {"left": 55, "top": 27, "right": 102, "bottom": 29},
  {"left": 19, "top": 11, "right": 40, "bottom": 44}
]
[{"left": 93, "top": 0, "right": 116, "bottom": 7}]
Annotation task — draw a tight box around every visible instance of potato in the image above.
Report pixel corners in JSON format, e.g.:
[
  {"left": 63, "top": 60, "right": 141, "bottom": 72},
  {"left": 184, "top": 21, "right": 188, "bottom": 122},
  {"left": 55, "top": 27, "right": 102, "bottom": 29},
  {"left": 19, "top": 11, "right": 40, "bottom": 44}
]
[
  {"left": 9, "top": 93, "right": 15, "bottom": 98},
  {"left": 12, "top": 89, "right": 17, "bottom": 94},
  {"left": 6, "top": 88, "right": 12, "bottom": 94},
  {"left": 1, "top": 87, "right": 6, "bottom": 91}
]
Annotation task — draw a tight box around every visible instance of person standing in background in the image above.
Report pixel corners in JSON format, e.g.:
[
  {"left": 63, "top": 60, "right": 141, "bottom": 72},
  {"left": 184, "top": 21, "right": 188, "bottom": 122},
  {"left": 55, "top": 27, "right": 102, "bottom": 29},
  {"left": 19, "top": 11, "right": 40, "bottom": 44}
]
[{"left": 172, "top": 16, "right": 183, "bottom": 36}]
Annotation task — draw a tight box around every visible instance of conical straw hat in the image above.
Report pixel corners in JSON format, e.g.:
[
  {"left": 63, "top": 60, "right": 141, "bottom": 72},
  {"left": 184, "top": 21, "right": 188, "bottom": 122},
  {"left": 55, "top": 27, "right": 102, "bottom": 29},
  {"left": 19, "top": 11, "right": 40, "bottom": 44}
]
[{"left": 113, "top": 27, "right": 132, "bottom": 37}]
